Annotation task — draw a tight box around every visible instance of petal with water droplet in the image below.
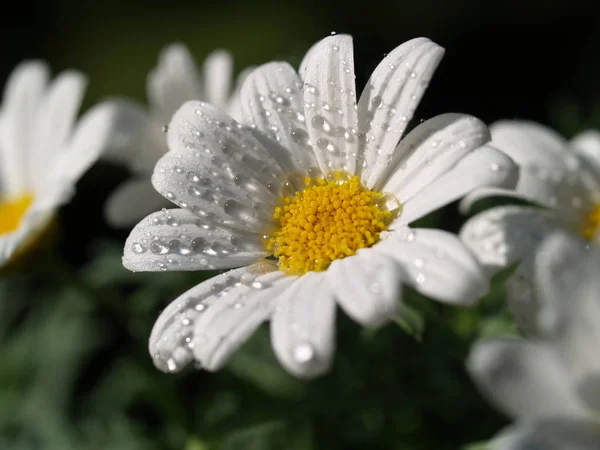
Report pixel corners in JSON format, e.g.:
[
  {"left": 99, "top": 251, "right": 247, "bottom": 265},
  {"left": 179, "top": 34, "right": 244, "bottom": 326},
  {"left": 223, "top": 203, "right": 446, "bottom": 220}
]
[
  {"left": 357, "top": 38, "right": 445, "bottom": 186},
  {"left": 149, "top": 263, "right": 278, "bottom": 373},
  {"left": 374, "top": 228, "right": 488, "bottom": 305},
  {"left": 193, "top": 270, "right": 293, "bottom": 370},
  {"left": 123, "top": 208, "right": 268, "bottom": 271},
  {"left": 397, "top": 145, "right": 518, "bottom": 225},
  {"left": 301, "top": 34, "right": 359, "bottom": 175},
  {"left": 466, "top": 121, "right": 600, "bottom": 218},
  {"left": 327, "top": 248, "right": 402, "bottom": 326},
  {"left": 459, "top": 204, "right": 563, "bottom": 273},
  {"left": 241, "top": 62, "right": 317, "bottom": 173},
  {"left": 377, "top": 113, "right": 490, "bottom": 196},
  {"left": 270, "top": 272, "right": 336, "bottom": 379}
]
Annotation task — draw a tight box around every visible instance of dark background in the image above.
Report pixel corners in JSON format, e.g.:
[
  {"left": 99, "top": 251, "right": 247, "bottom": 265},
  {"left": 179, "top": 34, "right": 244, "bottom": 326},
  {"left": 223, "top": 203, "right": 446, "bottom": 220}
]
[{"left": 1, "top": 1, "right": 599, "bottom": 449}]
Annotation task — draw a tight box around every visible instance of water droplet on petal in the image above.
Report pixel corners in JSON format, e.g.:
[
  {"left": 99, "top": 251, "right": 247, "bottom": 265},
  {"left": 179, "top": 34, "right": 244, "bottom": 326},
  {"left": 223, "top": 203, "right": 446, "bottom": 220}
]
[
  {"left": 293, "top": 343, "right": 315, "bottom": 363},
  {"left": 131, "top": 242, "right": 146, "bottom": 253}
]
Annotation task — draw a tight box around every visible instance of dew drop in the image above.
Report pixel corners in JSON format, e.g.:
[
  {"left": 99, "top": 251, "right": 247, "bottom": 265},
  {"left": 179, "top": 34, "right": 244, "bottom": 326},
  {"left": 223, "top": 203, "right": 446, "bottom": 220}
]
[
  {"left": 131, "top": 242, "right": 146, "bottom": 254},
  {"left": 150, "top": 241, "right": 169, "bottom": 255},
  {"left": 293, "top": 343, "right": 315, "bottom": 363}
]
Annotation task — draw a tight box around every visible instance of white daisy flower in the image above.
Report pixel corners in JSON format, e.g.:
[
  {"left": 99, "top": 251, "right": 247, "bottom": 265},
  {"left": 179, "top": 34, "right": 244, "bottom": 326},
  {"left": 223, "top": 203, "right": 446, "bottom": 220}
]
[
  {"left": 467, "top": 230, "right": 600, "bottom": 450},
  {"left": 105, "top": 43, "right": 251, "bottom": 227},
  {"left": 460, "top": 121, "right": 600, "bottom": 333},
  {"left": 123, "top": 35, "right": 518, "bottom": 379},
  {"left": 0, "top": 61, "right": 117, "bottom": 267}
]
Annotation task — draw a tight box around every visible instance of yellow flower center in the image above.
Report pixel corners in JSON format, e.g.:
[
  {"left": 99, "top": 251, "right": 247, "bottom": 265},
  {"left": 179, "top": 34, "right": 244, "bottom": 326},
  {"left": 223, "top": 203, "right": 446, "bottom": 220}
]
[
  {"left": 265, "top": 173, "right": 399, "bottom": 275},
  {"left": 581, "top": 203, "right": 600, "bottom": 240},
  {"left": 0, "top": 194, "right": 33, "bottom": 235}
]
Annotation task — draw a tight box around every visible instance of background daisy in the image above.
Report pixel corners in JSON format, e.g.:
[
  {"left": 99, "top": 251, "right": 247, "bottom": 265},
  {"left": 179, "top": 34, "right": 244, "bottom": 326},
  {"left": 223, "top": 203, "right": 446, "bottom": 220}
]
[
  {"left": 0, "top": 61, "right": 117, "bottom": 267},
  {"left": 104, "top": 44, "right": 252, "bottom": 228}
]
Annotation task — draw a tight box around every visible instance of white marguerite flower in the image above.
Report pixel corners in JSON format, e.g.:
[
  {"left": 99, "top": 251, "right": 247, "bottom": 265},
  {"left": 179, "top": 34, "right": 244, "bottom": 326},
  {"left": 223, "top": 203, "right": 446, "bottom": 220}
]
[
  {"left": 123, "top": 35, "right": 518, "bottom": 379},
  {"left": 468, "top": 230, "right": 600, "bottom": 450},
  {"left": 0, "top": 61, "right": 117, "bottom": 267},
  {"left": 105, "top": 43, "right": 251, "bottom": 227},
  {"left": 460, "top": 121, "right": 600, "bottom": 333}
]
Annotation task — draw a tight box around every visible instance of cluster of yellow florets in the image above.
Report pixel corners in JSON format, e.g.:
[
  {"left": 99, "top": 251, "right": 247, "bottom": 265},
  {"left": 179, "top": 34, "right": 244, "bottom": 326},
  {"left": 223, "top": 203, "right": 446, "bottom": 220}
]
[
  {"left": 581, "top": 204, "right": 600, "bottom": 240},
  {"left": 266, "top": 174, "right": 395, "bottom": 275},
  {"left": 0, "top": 194, "right": 33, "bottom": 235}
]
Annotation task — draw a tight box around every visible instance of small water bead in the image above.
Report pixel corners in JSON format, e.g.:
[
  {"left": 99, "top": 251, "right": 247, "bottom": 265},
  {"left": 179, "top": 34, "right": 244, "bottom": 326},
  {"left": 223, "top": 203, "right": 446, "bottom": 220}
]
[
  {"left": 371, "top": 96, "right": 383, "bottom": 108},
  {"left": 311, "top": 115, "right": 332, "bottom": 133},
  {"left": 293, "top": 343, "right": 315, "bottom": 363},
  {"left": 304, "top": 83, "right": 319, "bottom": 95},
  {"left": 416, "top": 273, "right": 426, "bottom": 283},
  {"left": 410, "top": 72, "right": 417, "bottom": 78},
  {"left": 150, "top": 241, "right": 169, "bottom": 255},
  {"left": 165, "top": 192, "right": 175, "bottom": 200},
  {"left": 131, "top": 242, "right": 146, "bottom": 253},
  {"left": 291, "top": 128, "right": 310, "bottom": 145},
  {"left": 188, "top": 186, "right": 202, "bottom": 197},
  {"left": 162, "top": 125, "right": 169, "bottom": 133},
  {"left": 210, "top": 283, "right": 225, "bottom": 296}
]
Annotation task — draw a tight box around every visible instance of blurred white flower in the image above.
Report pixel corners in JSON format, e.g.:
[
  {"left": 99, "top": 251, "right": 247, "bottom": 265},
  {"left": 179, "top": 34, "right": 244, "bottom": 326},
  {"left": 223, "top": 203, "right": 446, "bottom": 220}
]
[
  {"left": 468, "top": 230, "right": 600, "bottom": 450},
  {"left": 0, "top": 61, "right": 117, "bottom": 267},
  {"left": 104, "top": 44, "right": 251, "bottom": 227},
  {"left": 460, "top": 122, "right": 600, "bottom": 333},
  {"left": 123, "top": 35, "right": 517, "bottom": 379}
]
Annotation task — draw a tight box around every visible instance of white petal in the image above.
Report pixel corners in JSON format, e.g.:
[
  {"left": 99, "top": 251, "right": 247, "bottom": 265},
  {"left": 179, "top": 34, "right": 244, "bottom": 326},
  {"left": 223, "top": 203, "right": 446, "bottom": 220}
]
[
  {"left": 271, "top": 272, "right": 336, "bottom": 379},
  {"left": 533, "top": 231, "right": 600, "bottom": 409},
  {"left": 503, "top": 260, "right": 543, "bottom": 336},
  {"left": 571, "top": 129, "right": 600, "bottom": 180},
  {"left": 398, "top": 145, "right": 518, "bottom": 225},
  {"left": 148, "top": 262, "right": 279, "bottom": 372},
  {"left": 193, "top": 270, "right": 295, "bottom": 370},
  {"left": 31, "top": 71, "right": 86, "bottom": 190},
  {"left": 358, "top": 38, "right": 445, "bottom": 187},
  {"left": 226, "top": 66, "right": 255, "bottom": 122},
  {"left": 0, "top": 61, "right": 49, "bottom": 195},
  {"left": 123, "top": 208, "right": 268, "bottom": 272},
  {"left": 156, "top": 101, "right": 289, "bottom": 232},
  {"left": 41, "top": 101, "right": 119, "bottom": 206},
  {"left": 374, "top": 228, "right": 488, "bottom": 305},
  {"left": 459, "top": 187, "right": 529, "bottom": 214},
  {"left": 301, "top": 35, "right": 359, "bottom": 175},
  {"left": 104, "top": 178, "right": 170, "bottom": 228},
  {"left": 327, "top": 249, "right": 402, "bottom": 326},
  {"left": 378, "top": 114, "right": 490, "bottom": 195},
  {"left": 100, "top": 98, "right": 164, "bottom": 172},
  {"left": 202, "top": 50, "right": 233, "bottom": 109},
  {"left": 459, "top": 205, "right": 564, "bottom": 272},
  {"left": 491, "top": 418, "right": 600, "bottom": 450},
  {"left": 467, "top": 338, "right": 587, "bottom": 420},
  {"left": 488, "top": 120, "right": 599, "bottom": 217},
  {"left": 240, "top": 62, "right": 318, "bottom": 173},
  {"left": 147, "top": 43, "right": 202, "bottom": 123}
]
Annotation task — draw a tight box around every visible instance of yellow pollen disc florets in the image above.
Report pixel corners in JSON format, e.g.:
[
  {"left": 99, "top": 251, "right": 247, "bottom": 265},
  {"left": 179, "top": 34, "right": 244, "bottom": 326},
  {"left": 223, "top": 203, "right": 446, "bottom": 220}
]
[
  {"left": 581, "top": 203, "right": 600, "bottom": 240},
  {"left": 266, "top": 174, "right": 398, "bottom": 275},
  {"left": 0, "top": 194, "right": 33, "bottom": 235}
]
